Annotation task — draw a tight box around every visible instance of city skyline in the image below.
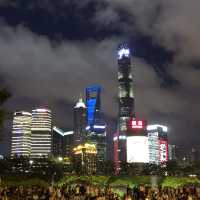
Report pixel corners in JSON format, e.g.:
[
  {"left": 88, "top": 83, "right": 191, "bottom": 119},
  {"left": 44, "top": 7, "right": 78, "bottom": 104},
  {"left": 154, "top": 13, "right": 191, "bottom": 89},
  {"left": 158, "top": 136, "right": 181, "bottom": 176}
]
[{"left": 0, "top": 0, "right": 200, "bottom": 157}]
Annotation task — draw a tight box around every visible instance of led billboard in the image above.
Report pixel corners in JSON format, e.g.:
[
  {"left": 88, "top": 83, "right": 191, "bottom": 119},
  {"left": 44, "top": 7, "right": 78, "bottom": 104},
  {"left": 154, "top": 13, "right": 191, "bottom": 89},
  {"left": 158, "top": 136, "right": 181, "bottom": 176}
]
[
  {"left": 130, "top": 120, "right": 144, "bottom": 129},
  {"left": 127, "top": 119, "right": 147, "bottom": 136},
  {"left": 127, "top": 136, "right": 149, "bottom": 163},
  {"left": 159, "top": 140, "right": 168, "bottom": 163}
]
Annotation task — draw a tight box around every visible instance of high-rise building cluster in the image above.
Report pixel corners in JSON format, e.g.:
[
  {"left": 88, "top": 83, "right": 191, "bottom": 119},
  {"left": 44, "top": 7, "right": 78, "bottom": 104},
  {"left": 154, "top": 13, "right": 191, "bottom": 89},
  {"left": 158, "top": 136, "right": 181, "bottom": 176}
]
[
  {"left": 10, "top": 43, "right": 175, "bottom": 175},
  {"left": 10, "top": 87, "right": 106, "bottom": 175},
  {"left": 11, "top": 109, "right": 52, "bottom": 158},
  {"left": 114, "top": 44, "right": 172, "bottom": 174}
]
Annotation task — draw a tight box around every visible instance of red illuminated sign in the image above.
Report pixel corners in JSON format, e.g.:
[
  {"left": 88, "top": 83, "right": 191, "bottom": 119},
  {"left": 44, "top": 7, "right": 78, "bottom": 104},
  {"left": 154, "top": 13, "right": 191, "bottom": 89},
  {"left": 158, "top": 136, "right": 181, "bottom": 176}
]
[
  {"left": 159, "top": 140, "right": 169, "bottom": 163},
  {"left": 113, "top": 132, "right": 120, "bottom": 175},
  {"left": 131, "top": 120, "right": 144, "bottom": 129}
]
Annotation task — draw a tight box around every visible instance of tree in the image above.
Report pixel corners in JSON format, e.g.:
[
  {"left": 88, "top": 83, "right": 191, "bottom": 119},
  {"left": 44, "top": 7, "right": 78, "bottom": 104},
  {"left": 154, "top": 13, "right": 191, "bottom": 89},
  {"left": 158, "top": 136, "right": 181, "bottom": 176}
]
[
  {"left": 98, "top": 160, "right": 115, "bottom": 175},
  {"left": 120, "top": 161, "right": 129, "bottom": 176},
  {"left": 166, "top": 160, "right": 179, "bottom": 176},
  {"left": 0, "top": 88, "right": 11, "bottom": 140}
]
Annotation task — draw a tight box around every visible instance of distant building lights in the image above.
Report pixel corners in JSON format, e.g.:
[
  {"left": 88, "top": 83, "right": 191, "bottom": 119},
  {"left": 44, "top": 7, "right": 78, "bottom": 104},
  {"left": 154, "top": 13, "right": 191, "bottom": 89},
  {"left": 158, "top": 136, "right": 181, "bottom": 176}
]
[
  {"left": 93, "top": 125, "right": 106, "bottom": 129},
  {"left": 86, "top": 126, "right": 90, "bottom": 130},
  {"left": 29, "top": 160, "right": 33, "bottom": 165},
  {"left": 58, "top": 157, "right": 63, "bottom": 162},
  {"left": 33, "top": 109, "right": 51, "bottom": 112},
  {"left": 147, "top": 125, "right": 168, "bottom": 132},
  {"left": 113, "top": 136, "right": 118, "bottom": 141},
  {"left": 63, "top": 131, "right": 73, "bottom": 136},
  {"left": 119, "top": 135, "right": 126, "bottom": 140}
]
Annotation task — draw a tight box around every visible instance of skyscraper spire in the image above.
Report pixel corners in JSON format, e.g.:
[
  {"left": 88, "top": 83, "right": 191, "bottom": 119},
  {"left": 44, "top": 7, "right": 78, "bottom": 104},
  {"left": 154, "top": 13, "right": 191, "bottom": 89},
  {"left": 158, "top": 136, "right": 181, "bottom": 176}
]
[{"left": 75, "top": 94, "right": 86, "bottom": 108}]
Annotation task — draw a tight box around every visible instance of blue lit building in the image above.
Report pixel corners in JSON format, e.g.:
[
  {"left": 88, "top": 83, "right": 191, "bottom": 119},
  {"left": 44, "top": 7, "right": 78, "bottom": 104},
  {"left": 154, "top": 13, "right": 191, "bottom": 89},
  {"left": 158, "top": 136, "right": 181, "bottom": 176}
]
[
  {"left": 86, "top": 85, "right": 106, "bottom": 166},
  {"left": 86, "top": 85, "right": 101, "bottom": 130}
]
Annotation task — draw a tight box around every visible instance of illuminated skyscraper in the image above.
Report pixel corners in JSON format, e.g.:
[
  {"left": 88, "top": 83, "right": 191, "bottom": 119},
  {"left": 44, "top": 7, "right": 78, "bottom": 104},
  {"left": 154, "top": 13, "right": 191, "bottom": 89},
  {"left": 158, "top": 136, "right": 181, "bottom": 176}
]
[
  {"left": 86, "top": 85, "right": 106, "bottom": 164},
  {"left": 52, "top": 126, "right": 73, "bottom": 158},
  {"left": 86, "top": 85, "right": 101, "bottom": 129},
  {"left": 30, "top": 108, "right": 52, "bottom": 158},
  {"left": 147, "top": 124, "right": 168, "bottom": 164},
  {"left": 73, "top": 96, "right": 87, "bottom": 146},
  {"left": 116, "top": 44, "right": 134, "bottom": 164},
  {"left": 11, "top": 111, "right": 32, "bottom": 157},
  {"left": 73, "top": 143, "right": 97, "bottom": 175}
]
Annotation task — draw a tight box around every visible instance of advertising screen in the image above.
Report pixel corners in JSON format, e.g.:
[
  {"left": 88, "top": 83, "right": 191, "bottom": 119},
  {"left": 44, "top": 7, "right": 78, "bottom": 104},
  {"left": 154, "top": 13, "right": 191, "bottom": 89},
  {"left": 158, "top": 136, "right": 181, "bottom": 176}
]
[
  {"left": 159, "top": 140, "right": 168, "bottom": 162},
  {"left": 127, "top": 136, "right": 149, "bottom": 163}
]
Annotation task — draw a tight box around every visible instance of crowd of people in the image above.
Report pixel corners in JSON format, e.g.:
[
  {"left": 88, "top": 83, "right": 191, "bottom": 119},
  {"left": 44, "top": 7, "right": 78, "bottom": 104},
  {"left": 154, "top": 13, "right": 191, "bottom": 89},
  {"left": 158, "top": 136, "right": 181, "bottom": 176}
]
[{"left": 0, "top": 183, "right": 200, "bottom": 200}]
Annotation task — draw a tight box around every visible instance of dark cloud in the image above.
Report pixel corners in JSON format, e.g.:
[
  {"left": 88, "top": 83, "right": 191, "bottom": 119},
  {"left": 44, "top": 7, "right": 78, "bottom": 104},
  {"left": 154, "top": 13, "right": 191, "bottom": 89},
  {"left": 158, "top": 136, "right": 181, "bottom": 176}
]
[{"left": 0, "top": 0, "right": 200, "bottom": 156}]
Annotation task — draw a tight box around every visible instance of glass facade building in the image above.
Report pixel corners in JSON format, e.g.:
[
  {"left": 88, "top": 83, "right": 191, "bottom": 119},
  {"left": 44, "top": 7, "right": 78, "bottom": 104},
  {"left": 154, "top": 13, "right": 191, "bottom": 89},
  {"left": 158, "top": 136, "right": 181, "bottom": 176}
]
[
  {"left": 52, "top": 126, "right": 73, "bottom": 158},
  {"left": 73, "top": 97, "right": 87, "bottom": 146},
  {"left": 11, "top": 111, "right": 32, "bottom": 157},
  {"left": 30, "top": 108, "right": 52, "bottom": 158},
  {"left": 147, "top": 125, "right": 168, "bottom": 164},
  {"left": 148, "top": 132, "right": 159, "bottom": 164},
  {"left": 86, "top": 85, "right": 106, "bottom": 163},
  {"left": 86, "top": 85, "right": 101, "bottom": 129},
  {"left": 116, "top": 44, "right": 135, "bottom": 166}
]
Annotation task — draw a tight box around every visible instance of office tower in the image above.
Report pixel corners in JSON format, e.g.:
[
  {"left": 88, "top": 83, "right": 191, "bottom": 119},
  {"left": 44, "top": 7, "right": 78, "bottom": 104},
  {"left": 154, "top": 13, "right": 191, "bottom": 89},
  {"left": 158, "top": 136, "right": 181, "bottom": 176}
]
[
  {"left": 11, "top": 111, "right": 32, "bottom": 157},
  {"left": 73, "top": 96, "right": 87, "bottom": 146},
  {"left": 52, "top": 127, "right": 64, "bottom": 157},
  {"left": 52, "top": 126, "right": 73, "bottom": 158},
  {"left": 30, "top": 108, "right": 52, "bottom": 158},
  {"left": 86, "top": 85, "right": 101, "bottom": 129},
  {"left": 148, "top": 131, "right": 160, "bottom": 165},
  {"left": 168, "top": 144, "right": 177, "bottom": 161},
  {"left": 147, "top": 124, "right": 169, "bottom": 164},
  {"left": 73, "top": 143, "right": 97, "bottom": 175},
  {"left": 86, "top": 85, "right": 106, "bottom": 163},
  {"left": 115, "top": 43, "right": 135, "bottom": 168}
]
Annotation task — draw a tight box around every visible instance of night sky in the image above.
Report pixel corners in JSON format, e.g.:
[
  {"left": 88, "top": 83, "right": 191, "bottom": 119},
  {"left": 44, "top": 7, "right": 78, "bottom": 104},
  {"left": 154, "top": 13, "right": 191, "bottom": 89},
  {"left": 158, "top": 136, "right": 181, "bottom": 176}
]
[{"left": 0, "top": 0, "right": 200, "bottom": 158}]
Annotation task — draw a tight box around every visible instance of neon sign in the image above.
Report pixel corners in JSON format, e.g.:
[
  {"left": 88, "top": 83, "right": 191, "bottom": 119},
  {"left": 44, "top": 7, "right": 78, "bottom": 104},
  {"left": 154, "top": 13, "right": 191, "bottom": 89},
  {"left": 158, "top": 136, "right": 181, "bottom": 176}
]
[
  {"left": 131, "top": 120, "right": 144, "bottom": 129},
  {"left": 159, "top": 140, "right": 168, "bottom": 162}
]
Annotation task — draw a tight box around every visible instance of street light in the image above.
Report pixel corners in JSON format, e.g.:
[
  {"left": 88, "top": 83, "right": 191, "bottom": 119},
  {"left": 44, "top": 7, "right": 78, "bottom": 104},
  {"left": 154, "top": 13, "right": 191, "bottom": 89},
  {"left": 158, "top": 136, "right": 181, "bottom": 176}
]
[
  {"left": 29, "top": 160, "right": 33, "bottom": 165},
  {"left": 58, "top": 157, "right": 63, "bottom": 162}
]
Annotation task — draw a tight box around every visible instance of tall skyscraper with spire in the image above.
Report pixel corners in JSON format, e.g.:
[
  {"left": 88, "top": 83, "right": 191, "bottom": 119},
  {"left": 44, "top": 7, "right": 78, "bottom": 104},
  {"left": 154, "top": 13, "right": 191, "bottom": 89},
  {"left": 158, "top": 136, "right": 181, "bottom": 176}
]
[
  {"left": 73, "top": 96, "right": 87, "bottom": 146},
  {"left": 114, "top": 44, "right": 135, "bottom": 171},
  {"left": 86, "top": 85, "right": 107, "bottom": 164}
]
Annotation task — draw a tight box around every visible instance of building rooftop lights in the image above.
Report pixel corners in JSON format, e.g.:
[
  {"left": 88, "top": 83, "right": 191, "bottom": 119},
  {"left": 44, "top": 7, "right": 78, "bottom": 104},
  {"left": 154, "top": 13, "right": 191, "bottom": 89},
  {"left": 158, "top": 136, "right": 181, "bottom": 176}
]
[
  {"left": 33, "top": 108, "right": 51, "bottom": 113},
  {"left": 147, "top": 125, "right": 168, "bottom": 132},
  {"left": 75, "top": 96, "right": 86, "bottom": 108}
]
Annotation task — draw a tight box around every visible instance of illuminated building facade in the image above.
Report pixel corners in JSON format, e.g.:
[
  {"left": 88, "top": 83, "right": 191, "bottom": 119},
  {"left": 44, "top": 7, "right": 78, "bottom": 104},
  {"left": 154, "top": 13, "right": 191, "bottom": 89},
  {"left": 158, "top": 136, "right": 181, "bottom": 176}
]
[
  {"left": 116, "top": 44, "right": 135, "bottom": 165},
  {"left": 73, "top": 143, "right": 97, "bottom": 175},
  {"left": 113, "top": 132, "right": 120, "bottom": 174},
  {"left": 52, "top": 126, "right": 73, "bottom": 158},
  {"left": 11, "top": 111, "right": 32, "bottom": 157},
  {"left": 73, "top": 97, "right": 87, "bottom": 146},
  {"left": 86, "top": 85, "right": 106, "bottom": 163},
  {"left": 148, "top": 132, "right": 159, "bottom": 164},
  {"left": 30, "top": 108, "right": 52, "bottom": 158},
  {"left": 86, "top": 85, "right": 101, "bottom": 129},
  {"left": 126, "top": 119, "right": 149, "bottom": 163},
  {"left": 147, "top": 125, "right": 169, "bottom": 164}
]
